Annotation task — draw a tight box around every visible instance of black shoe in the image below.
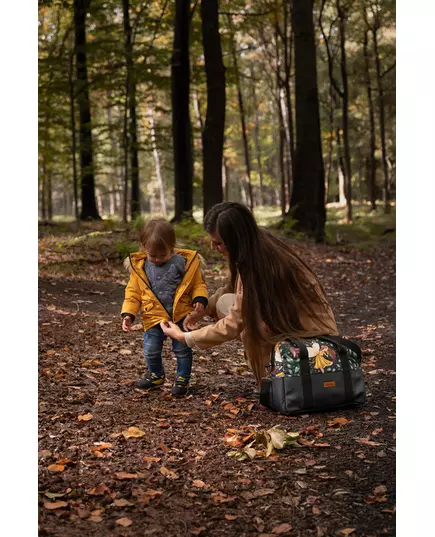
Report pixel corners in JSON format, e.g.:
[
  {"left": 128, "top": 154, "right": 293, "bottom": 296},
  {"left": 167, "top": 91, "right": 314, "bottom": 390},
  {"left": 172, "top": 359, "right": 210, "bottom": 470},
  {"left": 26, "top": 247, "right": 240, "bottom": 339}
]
[
  {"left": 171, "top": 376, "right": 189, "bottom": 397},
  {"left": 136, "top": 372, "right": 165, "bottom": 390}
]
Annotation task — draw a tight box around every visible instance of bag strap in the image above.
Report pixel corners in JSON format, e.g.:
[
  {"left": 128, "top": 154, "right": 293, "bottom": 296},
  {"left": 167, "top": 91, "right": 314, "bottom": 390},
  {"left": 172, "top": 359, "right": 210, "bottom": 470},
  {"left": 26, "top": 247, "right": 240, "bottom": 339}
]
[
  {"left": 319, "top": 336, "right": 354, "bottom": 403},
  {"left": 320, "top": 335, "right": 362, "bottom": 362},
  {"left": 292, "top": 339, "right": 314, "bottom": 410}
]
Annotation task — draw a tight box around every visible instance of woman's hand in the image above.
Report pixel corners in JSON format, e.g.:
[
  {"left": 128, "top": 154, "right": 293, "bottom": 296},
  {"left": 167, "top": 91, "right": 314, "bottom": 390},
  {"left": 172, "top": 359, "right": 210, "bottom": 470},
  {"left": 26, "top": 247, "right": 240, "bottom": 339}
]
[{"left": 160, "top": 321, "right": 186, "bottom": 343}]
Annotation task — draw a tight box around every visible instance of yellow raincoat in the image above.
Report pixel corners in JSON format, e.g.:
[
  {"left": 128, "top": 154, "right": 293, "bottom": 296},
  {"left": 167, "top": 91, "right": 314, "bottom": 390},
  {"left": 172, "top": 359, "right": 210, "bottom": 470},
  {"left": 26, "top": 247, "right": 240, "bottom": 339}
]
[{"left": 121, "top": 249, "right": 208, "bottom": 331}]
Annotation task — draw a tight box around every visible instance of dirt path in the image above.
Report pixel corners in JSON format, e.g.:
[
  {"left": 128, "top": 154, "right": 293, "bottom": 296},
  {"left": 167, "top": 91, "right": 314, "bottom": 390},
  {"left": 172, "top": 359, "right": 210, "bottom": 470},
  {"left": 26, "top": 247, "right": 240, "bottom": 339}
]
[{"left": 38, "top": 239, "right": 395, "bottom": 537}]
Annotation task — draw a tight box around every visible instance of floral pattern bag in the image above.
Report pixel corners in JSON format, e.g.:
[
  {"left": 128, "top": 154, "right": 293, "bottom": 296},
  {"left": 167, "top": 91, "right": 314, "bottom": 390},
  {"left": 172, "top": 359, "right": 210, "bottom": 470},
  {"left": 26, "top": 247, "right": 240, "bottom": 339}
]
[{"left": 259, "top": 335, "right": 366, "bottom": 415}]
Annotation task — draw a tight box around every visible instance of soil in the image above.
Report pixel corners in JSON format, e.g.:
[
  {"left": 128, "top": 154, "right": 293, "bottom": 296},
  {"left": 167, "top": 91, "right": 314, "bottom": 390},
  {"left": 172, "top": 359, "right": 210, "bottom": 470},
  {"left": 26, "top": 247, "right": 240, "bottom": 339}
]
[{"left": 38, "top": 226, "right": 395, "bottom": 537}]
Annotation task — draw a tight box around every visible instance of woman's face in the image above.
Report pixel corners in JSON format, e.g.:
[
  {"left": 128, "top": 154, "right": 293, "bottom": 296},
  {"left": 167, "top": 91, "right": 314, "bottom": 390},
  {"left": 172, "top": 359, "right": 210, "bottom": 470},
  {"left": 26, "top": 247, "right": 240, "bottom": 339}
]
[{"left": 209, "top": 232, "right": 228, "bottom": 258}]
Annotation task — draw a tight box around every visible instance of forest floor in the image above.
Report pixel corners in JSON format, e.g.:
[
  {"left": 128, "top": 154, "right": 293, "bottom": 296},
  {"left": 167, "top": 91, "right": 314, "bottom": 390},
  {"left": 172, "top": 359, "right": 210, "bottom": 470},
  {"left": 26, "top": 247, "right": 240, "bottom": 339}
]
[{"left": 38, "top": 216, "right": 396, "bottom": 537}]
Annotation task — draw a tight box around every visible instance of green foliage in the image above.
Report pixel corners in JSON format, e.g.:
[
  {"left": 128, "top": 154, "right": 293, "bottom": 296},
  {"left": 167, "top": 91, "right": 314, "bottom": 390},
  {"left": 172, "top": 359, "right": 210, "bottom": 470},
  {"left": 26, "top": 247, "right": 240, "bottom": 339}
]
[{"left": 115, "top": 240, "right": 138, "bottom": 259}]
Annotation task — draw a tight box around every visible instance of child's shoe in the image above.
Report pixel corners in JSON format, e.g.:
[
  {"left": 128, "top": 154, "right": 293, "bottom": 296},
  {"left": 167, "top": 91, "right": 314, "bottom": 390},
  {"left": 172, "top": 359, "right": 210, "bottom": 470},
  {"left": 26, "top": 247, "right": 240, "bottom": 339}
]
[
  {"left": 136, "top": 372, "right": 165, "bottom": 390},
  {"left": 171, "top": 376, "right": 189, "bottom": 397}
]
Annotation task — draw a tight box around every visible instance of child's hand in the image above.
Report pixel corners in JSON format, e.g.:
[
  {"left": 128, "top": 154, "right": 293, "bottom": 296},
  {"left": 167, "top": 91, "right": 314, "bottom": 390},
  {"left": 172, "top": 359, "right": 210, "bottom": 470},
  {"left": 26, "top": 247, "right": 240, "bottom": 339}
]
[
  {"left": 183, "top": 303, "right": 205, "bottom": 331},
  {"left": 122, "top": 316, "right": 133, "bottom": 332}
]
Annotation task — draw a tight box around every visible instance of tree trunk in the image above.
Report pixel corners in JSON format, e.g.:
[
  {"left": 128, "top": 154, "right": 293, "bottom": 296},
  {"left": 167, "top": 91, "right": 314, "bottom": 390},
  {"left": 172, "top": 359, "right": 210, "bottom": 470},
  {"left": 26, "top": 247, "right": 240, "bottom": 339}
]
[
  {"left": 372, "top": 22, "right": 389, "bottom": 212},
  {"left": 201, "top": 0, "right": 225, "bottom": 216},
  {"left": 289, "top": 0, "right": 326, "bottom": 241},
  {"left": 228, "top": 14, "right": 253, "bottom": 211},
  {"left": 171, "top": 0, "right": 194, "bottom": 221},
  {"left": 325, "top": 84, "right": 335, "bottom": 203},
  {"left": 337, "top": 0, "right": 352, "bottom": 222},
  {"left": 106, "top": 91, "right": 120, "bottom": 216},
  {"left": 250, "top": 64, "right": 264, "bottom": 206},
  {"left": 123, "top": 0, "right": 141, "bottom": 220},
  {"left": 69, "top": 51, "right": 79, "bottom": 221},
  {"left": 148, "top": 101, "right": 167, "bottom": 216},
  {"left": 363, "top": 27, "right": 377, "bottom": 211},
  {"left": 335, "top": 126, "right": 347, "bottom": 204},
  {"left": 73, "top": 0, "right": 100, "bottom": 220},
  {"left": 122, "top": 96, "right": 129, "bottom": 223}
]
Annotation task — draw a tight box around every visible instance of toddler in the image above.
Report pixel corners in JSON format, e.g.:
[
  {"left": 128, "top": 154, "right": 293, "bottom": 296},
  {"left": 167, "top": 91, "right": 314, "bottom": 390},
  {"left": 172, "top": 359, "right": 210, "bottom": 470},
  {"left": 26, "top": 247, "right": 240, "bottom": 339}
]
[{"left": 121, "top": 217, "right": 208, "bottom": 396}]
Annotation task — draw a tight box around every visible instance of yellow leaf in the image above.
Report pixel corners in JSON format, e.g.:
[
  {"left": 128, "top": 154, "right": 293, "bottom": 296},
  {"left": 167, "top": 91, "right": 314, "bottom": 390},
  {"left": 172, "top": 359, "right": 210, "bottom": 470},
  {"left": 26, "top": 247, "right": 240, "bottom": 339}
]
[
  {"left": 122, "top": 426, "right": 145, "bottom": 439},
  {"left": 78, "top": 413, "right": 93, "bottom": 422}
]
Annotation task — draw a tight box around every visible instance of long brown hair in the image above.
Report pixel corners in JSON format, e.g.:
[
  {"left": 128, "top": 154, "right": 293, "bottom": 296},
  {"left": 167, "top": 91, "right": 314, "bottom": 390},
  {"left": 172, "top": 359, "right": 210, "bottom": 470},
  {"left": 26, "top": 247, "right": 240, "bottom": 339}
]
[{"left": 204, "top": 202, "right": 333, "bottom": 380}]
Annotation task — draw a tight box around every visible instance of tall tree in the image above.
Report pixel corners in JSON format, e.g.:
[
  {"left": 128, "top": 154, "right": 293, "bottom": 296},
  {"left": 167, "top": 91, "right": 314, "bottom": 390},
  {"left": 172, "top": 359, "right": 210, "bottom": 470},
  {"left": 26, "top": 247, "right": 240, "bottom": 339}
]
[
  {"left": 73, "top": 0, "right": 100, "bottom": 220},
  {"left": 171, "top": 0, "right": 194, "bottom": 221},
  {"left": 289, "top": 0, "right": 326, "bottom": 241},
  {"left": 123, "top": 0, "right": 141, "bottom": 220},
  {"left": 201, "top": 0, "right": 226, "bottom": 216},
  {"left": 363, "top": 24, "right": 377, "bottom": 211}
]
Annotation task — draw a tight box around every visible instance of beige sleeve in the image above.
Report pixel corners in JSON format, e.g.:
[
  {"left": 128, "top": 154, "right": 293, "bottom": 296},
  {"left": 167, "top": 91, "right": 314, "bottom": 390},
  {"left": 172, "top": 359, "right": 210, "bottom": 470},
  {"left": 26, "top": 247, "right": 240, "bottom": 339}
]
[
  {"left": 205, "top": 280, "right": 234, "bottom": 319},
  {"left": 187, "top": 278, "right": 244, "bottom": 350}
]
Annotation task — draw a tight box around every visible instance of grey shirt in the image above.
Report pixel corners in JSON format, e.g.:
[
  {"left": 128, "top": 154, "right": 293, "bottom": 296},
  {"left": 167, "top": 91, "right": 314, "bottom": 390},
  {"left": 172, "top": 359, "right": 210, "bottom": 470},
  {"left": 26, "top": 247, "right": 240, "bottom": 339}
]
[{"left": 144, "top": 254, "right": 186, "bottom": 316}]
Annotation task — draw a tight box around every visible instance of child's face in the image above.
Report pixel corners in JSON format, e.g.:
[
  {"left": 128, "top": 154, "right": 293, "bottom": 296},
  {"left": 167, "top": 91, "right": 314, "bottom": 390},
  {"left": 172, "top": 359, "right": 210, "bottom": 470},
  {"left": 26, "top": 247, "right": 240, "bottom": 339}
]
[{"left": 146, "top": 248, "right": 173, "bottom": 265}]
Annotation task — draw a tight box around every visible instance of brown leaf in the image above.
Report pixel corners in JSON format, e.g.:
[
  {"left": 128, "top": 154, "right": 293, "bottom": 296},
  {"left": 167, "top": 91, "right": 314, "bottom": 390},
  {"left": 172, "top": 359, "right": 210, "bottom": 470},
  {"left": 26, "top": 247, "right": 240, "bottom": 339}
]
[
  {"left": 190, "top": 527, "right": 206, "bottom": 536},
  {"left": 78, "top": 413, "right": 93, "bottom": 422},
  {"left": 114, "top": 499, "right": 135, "bottom": 507},
  {"left": 143, "top": 489, "right": 163, "bottom": 497},
  {"left": 272, "top": 523, "right": 293, "bottom": 534},
  {"left": 39, "top": 450, "right": 52, "bottom": 459},
  {"left": 116, "top": 517, "right": 133, "bottom": 527},
  {"left": 312, "top": 506, "right": 321, "bottom": 515},
  {"left": 143, "top": 456, "right": 161, "bottom": 463},
  {"left": 159, "top": 441, "right": 170, "bottom": 453},
  {"left": 47, "top": 464, "right": 65, "bottom": 473},
  {"left": 88, "top": 516, "right": 103, "bottom": 522},
  {"left": 89, "top": 442, "right": 113, "bottom": 451},
  {"left": 89, "top": 483, "right": 111, "bottom": 495},
  {"left": 122, "top": 426, "right": 145, "bottom": 439},
  {"left": 314, "top": 443, "right": 330, "bottom": 448},
  {"left": 339, "top": 529, "right": 356, "bottom": 536},
  {"left": 225, "top": 514, "right": 238, "bottom": 520},
  {"left": 328, "top": 417, "right": 351, "bottom": 427},
  {"left": 357, "top": 437, "right": 382, "bottom": 447},
  {"left": 253, "top": 488, "right": 275, "bottom": 497},
  {"left": 114, "top": 472, "right": 137, "bottom": 480},
  {"left": 374, "top": 485, "right": 387, "bottom": 495},
  {"left": 119, "top": 349, "right": 132, "bottom": 355},
  {"left": 44, "top": 501, "right": 68, "bottom": 510},
  {"left": 211, "top": 493, "right": 237, "bottom": 504},
  {"left": 192, "top": 480, "right": 207, "bottom": 488},
  {"left": 160, "top": 467, "right": 179, "bottom": 479}
]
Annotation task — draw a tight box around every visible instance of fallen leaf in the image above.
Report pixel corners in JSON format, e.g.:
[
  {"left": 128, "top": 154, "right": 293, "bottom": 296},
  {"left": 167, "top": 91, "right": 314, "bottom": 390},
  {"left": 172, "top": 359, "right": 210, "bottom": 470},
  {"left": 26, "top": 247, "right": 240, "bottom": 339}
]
[
  {"left": 39, "top": 450, "right": 52, "bottom": 459},
  {"left": 143, "top": 456, "right": 161, "bottom": 463},
  {"left": 44, "top": 491, "right": 66, "bottom": 499},
  {"left": 253, "top": 488, "right": 275, "bottom": 497},
  {"left": 357, "top": 437, "right": 382, "bottom": 447},
  {"left": 339, "top": 530, "right": 356, "bottom": 536},
  {"left": 122, "top": 426, "right": 145, "bottom": 439},
  {"left": 116, "top": 517, "right": 133, "bottom": 527},
  {"left": 328, "top": 417, "right": 351, "bottom": 427},
  {"left": 160, "top": 467, "right": 179, "bottom": 479},
  {"left": 89, "top": 483, "right": 111, "bottom": 495},
  {"left": 374, "top": 485, "right": 387, "bottom": 495},
  {"left": 190, "top": 527, "right": 206, "bottom": 536},
  {"left": 113, "top": 499, "right": 135, "bottom": 507},
  {"left": 78, "top": 413, "right": 93, "bottom": 422},
  {"left": 47, "top": 464, "right": 65, "bottom": 473},
  {"left": 46, "top": 350, "right": 56, "bottom": 356},
  {"left": 143, "top": 489, "right": 163, "bottom": 497},
  {"left": 225, "top": 514, "right": 238, "bottom": 520},
  {"left": 88, "top": 516, "right": 103, "bottom": 522},
  {"left": 44, "top": 501, "right": 68, "bottom": 510},
  {"left": 272, "top": 523, "right": 293, "bottom": 534},
  {"left": 192, "top": 480, "right": 207, "bottom": 488},
  {"left": 211, "top": 493, "right": 237, "bottom": 504},
  {"left": 114, "top": 472, "right": 137, "bottom": 480},
  {"left": 312, "top": 506, "right": 321, "bottom": 515},
  {"left": 119, "top": 349, "right": 132, "bottom": 355}
]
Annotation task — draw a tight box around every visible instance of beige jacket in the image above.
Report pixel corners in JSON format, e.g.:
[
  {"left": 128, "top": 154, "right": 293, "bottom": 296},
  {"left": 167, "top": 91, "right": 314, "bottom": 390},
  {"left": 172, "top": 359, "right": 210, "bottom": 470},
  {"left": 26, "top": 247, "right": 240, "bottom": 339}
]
[{"left": 185, "top": 276, "right": 339, "bottom": 383}]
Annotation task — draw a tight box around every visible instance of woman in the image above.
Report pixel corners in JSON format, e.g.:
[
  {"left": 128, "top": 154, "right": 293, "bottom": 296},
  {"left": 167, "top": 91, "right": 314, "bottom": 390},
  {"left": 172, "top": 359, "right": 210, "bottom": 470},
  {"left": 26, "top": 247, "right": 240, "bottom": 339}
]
[{"left": 161, "top": 202, "right": 339, "bottom": 385}]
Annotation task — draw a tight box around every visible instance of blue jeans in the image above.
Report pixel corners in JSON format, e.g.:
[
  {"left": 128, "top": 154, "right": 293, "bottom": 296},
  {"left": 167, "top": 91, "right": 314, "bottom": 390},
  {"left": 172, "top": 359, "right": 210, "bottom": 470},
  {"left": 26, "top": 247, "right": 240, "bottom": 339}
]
[{"left": 143, "top": 319, "right": 193, "bottom": 381}]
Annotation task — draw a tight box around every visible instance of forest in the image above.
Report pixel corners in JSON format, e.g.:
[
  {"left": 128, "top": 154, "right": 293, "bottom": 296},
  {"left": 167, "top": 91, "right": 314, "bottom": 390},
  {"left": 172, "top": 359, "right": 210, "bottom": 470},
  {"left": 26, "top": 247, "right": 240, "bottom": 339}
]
[
  {"left": 38, "top": 0, "right": 395, "bottom": 240},
  {"left": 38, "top": 2, "right": 396, "bottom": 536}
]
